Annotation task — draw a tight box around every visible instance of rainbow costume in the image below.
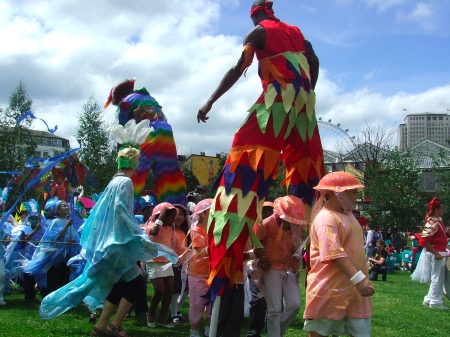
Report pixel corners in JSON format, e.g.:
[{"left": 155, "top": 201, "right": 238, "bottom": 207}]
[
  {"left": 205, "top": 17, "right": 326, "bottom": 301},
  {"left": 105, "top": 80, "right": 187, "bottom": 210}
]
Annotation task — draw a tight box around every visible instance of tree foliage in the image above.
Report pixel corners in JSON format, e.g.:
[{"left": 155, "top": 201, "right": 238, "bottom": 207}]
[
  {"left": 365, "top": 149, "right": 425, "bottom": 230},
  {"left": 75, "top": 95, "right": 117, "bottom": 195},
  {"left": 0, "top": 81, "right": 37, "bottom": 190},
  {"left": 431, "top": 148, "right": 450, "bottom": 224},
  {"left": 183, "top": 168, "right": 200, "bottom": 194}
]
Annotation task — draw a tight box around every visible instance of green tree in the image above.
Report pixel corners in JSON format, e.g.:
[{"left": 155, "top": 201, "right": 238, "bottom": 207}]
[
  {"left": 0, "top": 81, "right": 37, "bottom": 194},
  {"left": 431, "top": 148, "right": 450, "bottom": 224},
  {"left": 267, "top": 162, "right": 291, "bottom": 201},
  {"left": 183, "top": 168, "right": 200, "bottom": 194},
  {"left": 75, "top": 95, "right": 117, "bottom": 195},
  {"left": 365, "top": 149, "right": 425, "bottom": 230}
]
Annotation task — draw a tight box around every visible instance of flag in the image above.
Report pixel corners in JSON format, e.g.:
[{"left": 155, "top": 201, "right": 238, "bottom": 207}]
[{"left": 403, "top": 108, "right": 407, "bottom": 111}]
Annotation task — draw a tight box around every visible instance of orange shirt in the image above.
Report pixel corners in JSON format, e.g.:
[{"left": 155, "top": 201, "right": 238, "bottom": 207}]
[
  {"left": 147, "top": 223, "right": 174, "bottom": 263},
  {"left": 173, "top": 229, "right": 188, "bottom": 256},
  {"left": 256, "top": 215, "right": 297, "bottom": 271},
  {"left": 188, "top": 224, "right": 209, "bottom": 277},
  {"left": 304, "top": 210, "right": 372, "bottom": 320}
]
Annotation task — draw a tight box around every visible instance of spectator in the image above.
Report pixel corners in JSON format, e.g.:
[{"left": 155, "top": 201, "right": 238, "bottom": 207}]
[
  {"left": 364, "top": 224, "right": 374, "bottom": 259},
  {"left": 392, "top": 228, "right": 403, "bottom": 252},
  {"left": 368, "top": 239, "right": 387, "bottom": 281}
]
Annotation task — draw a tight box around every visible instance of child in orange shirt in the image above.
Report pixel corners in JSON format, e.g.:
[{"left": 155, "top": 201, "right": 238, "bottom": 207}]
[{"left": 188, "top": 199, "right": 213, "bottom": 337}]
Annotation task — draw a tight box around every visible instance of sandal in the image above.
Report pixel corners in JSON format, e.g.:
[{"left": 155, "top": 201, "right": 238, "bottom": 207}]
[
  {"left": 105, "top": 323, "right": 132, "bottom": 337},
  {"left": 90, "top": 327, "right": 106, "bottom": 336}
]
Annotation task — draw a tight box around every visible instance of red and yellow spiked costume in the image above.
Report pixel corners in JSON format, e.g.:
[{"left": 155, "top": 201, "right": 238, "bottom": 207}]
[{"left": 205, "top": 18, "right": 326, "bottom": 302}]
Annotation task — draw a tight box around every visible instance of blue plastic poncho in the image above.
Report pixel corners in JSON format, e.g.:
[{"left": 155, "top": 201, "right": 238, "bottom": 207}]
[{"left": 39, "top": 175, "right": 178, "bottom": 319}]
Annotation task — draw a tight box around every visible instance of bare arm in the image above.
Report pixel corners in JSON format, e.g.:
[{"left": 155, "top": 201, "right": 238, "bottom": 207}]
[
  {"left": 308, "top": 54, "right": 319, "bottom": 90},
  {"left": 197, "top": 25, "right": 266, "bottom": 123},
  {"left": 56, "top": 219, "right": 73, "bottom": 241},
  {"left": 24, "top": 224, "right": 41, "bottom": 241},
  {"left": 334, "top": 256, "right": 375, "bottom": 297}
]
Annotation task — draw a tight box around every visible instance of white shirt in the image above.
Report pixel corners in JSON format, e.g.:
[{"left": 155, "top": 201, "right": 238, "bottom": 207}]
[{"left": 365, "top": 230, "right": 374, "bottom": 248}]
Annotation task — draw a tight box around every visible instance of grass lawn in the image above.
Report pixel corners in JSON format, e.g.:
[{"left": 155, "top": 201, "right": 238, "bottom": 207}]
[{"left": 1, "top": 271, "right": 449, "bottom": 337}]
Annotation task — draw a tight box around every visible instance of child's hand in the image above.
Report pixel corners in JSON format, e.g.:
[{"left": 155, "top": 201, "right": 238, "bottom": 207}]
[
  {"left": 258, "top": 257, "right": 271, "bottom": 271},
  {"left": 356, "top": 278, "right": 375, "bottom": 297}
]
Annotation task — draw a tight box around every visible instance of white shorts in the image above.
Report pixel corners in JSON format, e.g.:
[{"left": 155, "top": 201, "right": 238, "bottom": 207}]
[
  {"left": 146, "top": 262, "right": 174, "bottom": 279},
  {"left": 303, "top": 317, "right": 371, "bottom": 337}
]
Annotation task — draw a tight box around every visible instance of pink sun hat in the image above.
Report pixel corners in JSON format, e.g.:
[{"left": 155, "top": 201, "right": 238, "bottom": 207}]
[
  {"left": 313, "top": 171, "right": 364, "bottom": 193},
  {"left": 274, "top": 195, "right": 306, "bottom": 225}
]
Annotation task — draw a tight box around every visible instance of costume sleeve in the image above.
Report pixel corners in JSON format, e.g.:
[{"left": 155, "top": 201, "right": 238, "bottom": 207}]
[
  {"left": 233, "top": 44, "right": 256, "bottom": 72},
  {"left": 314, "top": 222, "right": 347, "bottom": 263},
  {"left": 421, "top": 218, "right": 439, "bottom": 245}
]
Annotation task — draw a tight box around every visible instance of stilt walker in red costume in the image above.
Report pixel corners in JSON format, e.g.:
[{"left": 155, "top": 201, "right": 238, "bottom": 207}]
[{"left": 197, "top": 1, "right": 326, "bottom": 333}]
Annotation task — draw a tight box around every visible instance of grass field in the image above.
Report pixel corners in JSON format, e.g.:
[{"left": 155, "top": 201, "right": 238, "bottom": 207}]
[{"left": 1, "top": 271, "right": 449, "bottom": 337}]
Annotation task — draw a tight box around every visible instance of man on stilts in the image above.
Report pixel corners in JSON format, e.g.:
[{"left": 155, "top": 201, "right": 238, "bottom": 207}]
[{"left": 197, "top": 1, "right": 326, "bottom": 335}]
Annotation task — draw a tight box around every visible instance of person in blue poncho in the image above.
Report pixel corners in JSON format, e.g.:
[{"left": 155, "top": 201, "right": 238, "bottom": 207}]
[
  {"left": 24, "top": 200, "right": 80, "bottom": 298},
  {"left": 38, "top": 119, "right": 178, "bottom": 337}
]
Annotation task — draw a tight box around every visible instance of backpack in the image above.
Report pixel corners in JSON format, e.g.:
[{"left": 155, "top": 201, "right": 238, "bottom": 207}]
[{"left": 372, "top": 231, "right": 381, "bottom": 247}]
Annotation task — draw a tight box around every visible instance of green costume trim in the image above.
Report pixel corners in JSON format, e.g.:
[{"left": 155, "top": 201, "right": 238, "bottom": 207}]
[{"left": 117, "top": 157, "right": 138, "bottom": 170}]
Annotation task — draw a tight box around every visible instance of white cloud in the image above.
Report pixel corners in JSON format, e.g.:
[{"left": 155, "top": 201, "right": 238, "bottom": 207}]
[
  {"left": 364, "top": 0, "right": 405, "bottom": 12},
  {"left": 397, "top": 2, "right": 433, "bottom": 21},
  {"left": 301, "top": 5, "right": 318, "bottom": 14}
]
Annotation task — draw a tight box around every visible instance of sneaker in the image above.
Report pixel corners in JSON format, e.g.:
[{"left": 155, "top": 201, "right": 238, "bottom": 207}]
[
  {"left": 0, "top": 301, "right": 7, "bottom": 306},
  {"left": 429, "top": 303, "right": 450, "bottom": 310}
]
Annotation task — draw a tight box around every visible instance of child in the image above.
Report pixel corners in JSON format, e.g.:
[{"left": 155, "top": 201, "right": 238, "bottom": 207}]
[
  {"left": 0, "top": 223, "right": 9, "bottom": 305},
  {"left": 170, "top": 204, "right": 191, "bottom": 323},
  {"left": 145, "top": 203, "right": 177, "bottom": 329},
  {"left": 304, "top": 172, "right": 374, "bottom": 337},
  {"left": 188, "top": 199, "right": 213, "bottom": 337},
  {"left": 256, "top": 195, "right": 306, "bottom": 337}
]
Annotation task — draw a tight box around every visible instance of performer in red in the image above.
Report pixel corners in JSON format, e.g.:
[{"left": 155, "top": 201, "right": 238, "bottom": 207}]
[
  {"left": 198, "top": 0, "right": 325, "bottom": 301},
  {"left": 421, "top": 197, "right": 449, "bottom": 309}
]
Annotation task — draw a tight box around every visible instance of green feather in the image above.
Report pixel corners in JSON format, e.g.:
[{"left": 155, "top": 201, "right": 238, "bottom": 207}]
[
  {"left": 308, "top": 112, "right": 318, "bottom": 139},
  {"left": 296, "top": 112, "right": 308, "bottom": 142},
  {"left": 284, "top": 53, "right": 302, "bottom": 77},
  {"left": 285, "top": 106, "right": 297, "bottom": 140},
  {"left": 271, "top": 103, "right": 287, "bottom": 138}
]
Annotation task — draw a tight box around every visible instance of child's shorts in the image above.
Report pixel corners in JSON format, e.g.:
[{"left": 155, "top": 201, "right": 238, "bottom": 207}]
[{"left": 304, "top": 317, "right": 371, "bottom": 337}]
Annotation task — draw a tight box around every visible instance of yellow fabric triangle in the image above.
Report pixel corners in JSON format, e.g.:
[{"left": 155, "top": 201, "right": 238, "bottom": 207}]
[
  {"left": 281, "top": 83, "right": 296, "bottom": 113},
  {"left": 305, "top": 91, "right": 316, "bottom": 122},
  {"left": 237, "top": 191, "right": 258, "bottom": 221},
  {"left": 296, "top": 53, "right": 311, "bottom": 81},
  {"left": 264, "top": 84, "right": 278, "bottom": 110},
  {"left": 295, "top": 87, "right": 307, "bottom": 114}
]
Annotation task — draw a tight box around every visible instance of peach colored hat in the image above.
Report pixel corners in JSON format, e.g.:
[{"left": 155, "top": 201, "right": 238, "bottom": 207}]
[
  {"left": 193, "top": 198, "right": 213, "bottom": 215},
  {"left": 152, "top": 202, "right": 175, "bottom": 216},
  {"left": 313, "top": 171, "right": 364, "bottom": 193},
  {"left": 263, "top": 201, "right": 274, "bottom": 208},
  {"left": 273, "top": 196, "right": 306, "bottom": 225}
]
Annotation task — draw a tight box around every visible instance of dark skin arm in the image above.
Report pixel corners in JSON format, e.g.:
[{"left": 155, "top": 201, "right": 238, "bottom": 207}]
[
  {"left": 197, "top": 25, "right": 266, "bottom": 123},
  {"left": 308, "top": 53, "right": 319, "bottom": 90},
  {"left": 24, "top": 223, "right": 42, "bottom": 241}
]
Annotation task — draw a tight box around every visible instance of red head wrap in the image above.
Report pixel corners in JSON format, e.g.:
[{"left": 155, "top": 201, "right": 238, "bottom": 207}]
[
  {"left": 250, "top": 1, "right": 279, "bottom": 21},
  {"left": 426, "top": 197, "right": 440, "bottom": 219}
]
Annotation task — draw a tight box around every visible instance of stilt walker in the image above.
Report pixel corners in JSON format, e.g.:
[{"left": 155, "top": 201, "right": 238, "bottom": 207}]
[
  {"left": 104, "top": 78, "right": 187, "bottom": 210},
  {"left": 197, "top": 2, "right": 326, "bottom": 335}
]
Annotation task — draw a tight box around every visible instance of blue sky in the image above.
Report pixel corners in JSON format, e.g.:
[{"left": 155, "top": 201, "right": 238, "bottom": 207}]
[
  {"left": 0, "top": 0, "right": 449, "bottom": 154},
  {"left": 218, "top": 0, "right": 450, "bottom": 95}
]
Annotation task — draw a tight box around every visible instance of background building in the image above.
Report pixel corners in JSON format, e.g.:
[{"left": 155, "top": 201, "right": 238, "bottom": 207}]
[
  {"left": 398, "top": 112, "right": 450, "bottom": 151},
  {"left": 32, "top": 129, "right": 71, "bottom": 158},
  {"left": 180, "top": 152, "right": 223, "bottom": 186}
]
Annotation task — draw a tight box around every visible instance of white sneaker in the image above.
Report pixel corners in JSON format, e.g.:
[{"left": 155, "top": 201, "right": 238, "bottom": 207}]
[
  {"left": 0, "top": 301, "right": 7, "bottom": 306},
  {"left": 429, "top": 303, "right": 450, "bottom": 310}
]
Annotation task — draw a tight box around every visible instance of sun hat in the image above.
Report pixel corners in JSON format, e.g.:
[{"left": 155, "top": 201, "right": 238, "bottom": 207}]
[
  {"left": 273, "top": 195, "right": 306, "bottom": 225},
  {"left": 313, "top": 171, "right": 364, "bottom": 193}
]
